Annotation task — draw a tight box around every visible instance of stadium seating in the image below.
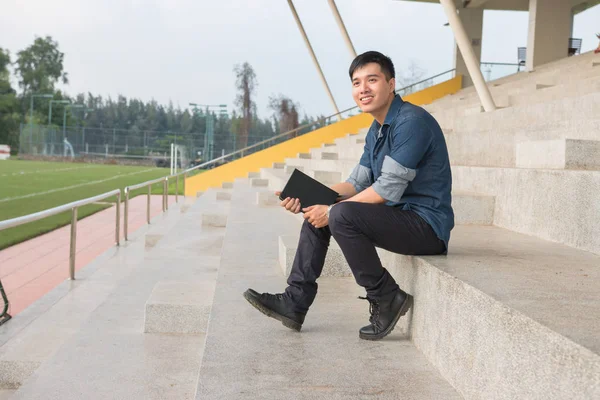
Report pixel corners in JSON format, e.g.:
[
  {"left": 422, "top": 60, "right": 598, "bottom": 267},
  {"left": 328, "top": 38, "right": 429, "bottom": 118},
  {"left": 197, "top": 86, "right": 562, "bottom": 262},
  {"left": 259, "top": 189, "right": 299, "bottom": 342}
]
[{"left": 0, "top": 51, "right": 598, "bottom": 399}]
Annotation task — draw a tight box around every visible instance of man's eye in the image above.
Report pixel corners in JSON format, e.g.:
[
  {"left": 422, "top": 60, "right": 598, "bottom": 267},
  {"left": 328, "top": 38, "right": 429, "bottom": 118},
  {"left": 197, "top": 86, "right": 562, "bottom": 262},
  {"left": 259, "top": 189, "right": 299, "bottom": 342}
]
[{"left": 369, "top": 78, "right": 376, "bottom": 82}]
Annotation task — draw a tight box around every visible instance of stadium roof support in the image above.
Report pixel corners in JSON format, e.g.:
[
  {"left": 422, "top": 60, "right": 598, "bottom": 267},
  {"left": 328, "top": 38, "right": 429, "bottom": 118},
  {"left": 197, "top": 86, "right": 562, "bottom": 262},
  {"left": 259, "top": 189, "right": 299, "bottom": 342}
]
[
  {"left": 328, "top": 0, "right": 358, "bottom": 58},
  {"left": 439, "top": 0, "right": 497, "bottom": 111},
  {"left": 286, "top": 0, "right": 341, "bottom": 118}
]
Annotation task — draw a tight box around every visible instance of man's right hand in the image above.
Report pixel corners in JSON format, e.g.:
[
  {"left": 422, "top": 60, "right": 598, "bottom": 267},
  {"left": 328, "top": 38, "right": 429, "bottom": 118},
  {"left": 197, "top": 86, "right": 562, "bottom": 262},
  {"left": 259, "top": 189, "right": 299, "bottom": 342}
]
[{"left": 275, "top": 191, "right": 301, "bottom": 214}]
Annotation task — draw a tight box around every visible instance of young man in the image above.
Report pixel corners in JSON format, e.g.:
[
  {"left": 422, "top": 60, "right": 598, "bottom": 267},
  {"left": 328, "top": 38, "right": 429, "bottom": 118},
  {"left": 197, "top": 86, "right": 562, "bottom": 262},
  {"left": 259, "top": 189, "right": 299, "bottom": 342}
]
[{"left": 244, "top": 51, "right": 454, "bottom": 341}]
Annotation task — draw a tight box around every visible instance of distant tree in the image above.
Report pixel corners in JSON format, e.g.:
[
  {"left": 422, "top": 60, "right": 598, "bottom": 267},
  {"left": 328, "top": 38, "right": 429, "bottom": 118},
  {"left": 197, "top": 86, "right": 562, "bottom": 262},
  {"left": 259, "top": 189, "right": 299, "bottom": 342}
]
[
  {"left": 14, "top": 36, "right": 68, "bottom": 95},
  {"left": 268, "top": 94, "right": 300, "bottom": 139},
  {"left": 233, "top": 62, "right": 257, "bottom": 149},
  {"left": 0, "top": 48, "right": 20, "bottom": 152},
  {"left": 396, "top": 60, "right": 427, "bottom": 95}
]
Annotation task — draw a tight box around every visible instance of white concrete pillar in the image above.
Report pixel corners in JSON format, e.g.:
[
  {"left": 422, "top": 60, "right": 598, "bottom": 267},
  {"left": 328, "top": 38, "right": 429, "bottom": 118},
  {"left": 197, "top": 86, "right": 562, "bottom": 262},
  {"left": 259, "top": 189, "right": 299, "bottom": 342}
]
[
  {"left": 287, "top": 0, "right": 341, "bottom": 118},
  {"left": 526, "top": 0, "right": 572, "bottom": 71},
  {"left": 440, "top": 0, "right": 496, "bottom": 112},
  {"left": 453, "top": 8, "right": 483, "bottom": 88}
]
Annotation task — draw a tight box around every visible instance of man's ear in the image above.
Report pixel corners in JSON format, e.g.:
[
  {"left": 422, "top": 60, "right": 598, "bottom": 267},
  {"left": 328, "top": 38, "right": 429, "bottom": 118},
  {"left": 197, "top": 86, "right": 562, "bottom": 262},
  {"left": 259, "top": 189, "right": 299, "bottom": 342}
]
[{"left": 389, "top": 77, "right": 396, "bottom": 93}]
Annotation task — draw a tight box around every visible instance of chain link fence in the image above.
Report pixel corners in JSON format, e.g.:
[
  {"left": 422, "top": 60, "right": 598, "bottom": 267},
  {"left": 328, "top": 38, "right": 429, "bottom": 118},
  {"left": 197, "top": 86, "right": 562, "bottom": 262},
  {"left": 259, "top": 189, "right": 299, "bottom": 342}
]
[{"left": 17, "top": 117, "right": 342, "bottom": 168}]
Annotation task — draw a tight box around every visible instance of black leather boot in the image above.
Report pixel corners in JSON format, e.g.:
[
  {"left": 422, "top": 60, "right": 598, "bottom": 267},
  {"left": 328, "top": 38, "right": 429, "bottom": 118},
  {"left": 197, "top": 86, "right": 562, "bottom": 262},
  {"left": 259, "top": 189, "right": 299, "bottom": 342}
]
[
  {"left": 243, "top": 288, "right": 306, "bottom": 331},
  {"left": 358, "top": 289, "right": 413, "bottom": 341}
]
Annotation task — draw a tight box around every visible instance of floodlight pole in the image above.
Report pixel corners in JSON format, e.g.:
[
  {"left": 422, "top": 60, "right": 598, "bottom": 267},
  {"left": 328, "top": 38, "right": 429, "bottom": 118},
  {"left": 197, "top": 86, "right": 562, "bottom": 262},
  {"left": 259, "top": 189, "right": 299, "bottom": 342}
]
[
  {"left": 49, "top": 100, "right": 71, "bottom": 126},
  {"left": 30, "top": 93, "right": 53, "bottom": 140},
  {"left": 63, "top": 104, "right": 84, "bottom": 142},
  {"left": 189, "top": 103, "right": 227, "bottom": 162},
  {"left": 327, "top": 0, "right": 357, "bottom": 58},
  {"left": 439, "top": 0, "right": 496, "bottom": 112},
  {"left": 287, "top": 0, "right": 341, "bottom": 118}
]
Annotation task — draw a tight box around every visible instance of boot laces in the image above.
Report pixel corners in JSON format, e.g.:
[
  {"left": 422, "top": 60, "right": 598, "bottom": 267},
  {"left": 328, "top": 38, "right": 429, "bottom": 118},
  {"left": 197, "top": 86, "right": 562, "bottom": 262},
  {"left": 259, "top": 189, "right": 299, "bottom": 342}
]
[
  {"left": 358, "top": 296, "right": 380, "bottom": 324},
  {"left": 264, "top": 293, "right": 285, "bottom": 301}
]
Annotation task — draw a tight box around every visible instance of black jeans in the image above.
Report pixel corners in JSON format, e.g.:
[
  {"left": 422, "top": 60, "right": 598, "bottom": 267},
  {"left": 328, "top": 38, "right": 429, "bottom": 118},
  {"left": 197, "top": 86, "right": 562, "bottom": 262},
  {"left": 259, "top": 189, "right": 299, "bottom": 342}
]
[{"left": 285, "top": 202, "right": 446, "bottom": 313}]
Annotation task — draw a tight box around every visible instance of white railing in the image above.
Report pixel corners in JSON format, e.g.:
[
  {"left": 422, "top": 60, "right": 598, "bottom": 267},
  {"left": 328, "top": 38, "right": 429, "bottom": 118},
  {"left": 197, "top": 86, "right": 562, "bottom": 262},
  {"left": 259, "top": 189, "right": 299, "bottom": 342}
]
[{"left": 0, "top": 189, "right": 121, "bottom": 280}]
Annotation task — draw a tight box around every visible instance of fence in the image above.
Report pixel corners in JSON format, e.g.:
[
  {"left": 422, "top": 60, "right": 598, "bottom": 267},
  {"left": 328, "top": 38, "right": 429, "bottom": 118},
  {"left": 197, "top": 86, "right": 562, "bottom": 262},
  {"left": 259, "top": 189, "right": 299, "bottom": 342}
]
[{"left": 17, "top": 119, "right": 340, "bottom": 168}]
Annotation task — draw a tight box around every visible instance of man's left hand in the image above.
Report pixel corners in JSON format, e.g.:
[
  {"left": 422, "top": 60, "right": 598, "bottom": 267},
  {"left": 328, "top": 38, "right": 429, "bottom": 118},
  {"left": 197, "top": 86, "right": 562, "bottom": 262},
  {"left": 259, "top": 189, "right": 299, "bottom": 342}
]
[{"left": 302, "top": 205, "right": 329, "bottom": 228}]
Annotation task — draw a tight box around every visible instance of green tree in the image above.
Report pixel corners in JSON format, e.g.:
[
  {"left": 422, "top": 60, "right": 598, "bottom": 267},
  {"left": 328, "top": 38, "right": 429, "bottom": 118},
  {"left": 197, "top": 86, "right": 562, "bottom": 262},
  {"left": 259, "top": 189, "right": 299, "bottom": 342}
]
[
  {"left": 268, "top": 94, "right": 300, "bottom": 139},
  {"left": 0, "top": 48, "right": 20, "bottom": 153},
  {"left": 233, "top": 62, "right": 257, "bottom": 149},
  {"left": 14, "top": 36, "right": 68, "bottom": 95}
]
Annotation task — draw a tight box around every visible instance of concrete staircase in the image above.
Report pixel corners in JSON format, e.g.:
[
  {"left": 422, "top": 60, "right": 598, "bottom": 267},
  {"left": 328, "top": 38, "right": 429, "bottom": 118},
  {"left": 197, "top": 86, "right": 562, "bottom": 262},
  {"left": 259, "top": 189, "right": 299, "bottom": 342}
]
[{"left": 0, "top": 51, "right": 598, "bottom": 399}]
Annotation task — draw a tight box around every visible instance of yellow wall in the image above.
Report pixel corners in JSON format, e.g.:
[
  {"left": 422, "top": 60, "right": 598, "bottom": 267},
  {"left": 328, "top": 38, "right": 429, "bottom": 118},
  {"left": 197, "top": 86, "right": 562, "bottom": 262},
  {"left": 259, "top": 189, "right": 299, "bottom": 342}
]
[
  {"left": 185, "top": 75, "right": 462, "bottom": 196},
  {"left": 403, "top": 75, "right": 462, "bottom": 105}
]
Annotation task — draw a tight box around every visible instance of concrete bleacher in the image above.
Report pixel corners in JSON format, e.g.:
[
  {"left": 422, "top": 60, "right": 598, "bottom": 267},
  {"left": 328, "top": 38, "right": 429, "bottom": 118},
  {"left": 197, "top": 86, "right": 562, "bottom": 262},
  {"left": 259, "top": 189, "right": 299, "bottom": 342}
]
[{"left": 0, "top": 51, "right": 598, "bottom": 399}]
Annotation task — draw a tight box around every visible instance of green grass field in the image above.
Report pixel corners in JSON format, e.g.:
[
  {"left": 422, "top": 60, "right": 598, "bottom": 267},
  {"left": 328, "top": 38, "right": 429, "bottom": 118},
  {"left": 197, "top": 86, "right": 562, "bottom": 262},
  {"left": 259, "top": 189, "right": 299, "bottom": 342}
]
[{"left": 0, "top": 160, "right": 202, "bottom": 250}]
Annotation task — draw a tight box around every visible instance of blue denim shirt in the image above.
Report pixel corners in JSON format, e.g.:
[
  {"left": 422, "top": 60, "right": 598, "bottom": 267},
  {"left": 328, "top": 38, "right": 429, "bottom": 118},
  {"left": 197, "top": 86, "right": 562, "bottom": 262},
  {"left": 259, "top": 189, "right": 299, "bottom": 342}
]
[{"left": 346, "top": 95, "right": 454, "bottom": 251}]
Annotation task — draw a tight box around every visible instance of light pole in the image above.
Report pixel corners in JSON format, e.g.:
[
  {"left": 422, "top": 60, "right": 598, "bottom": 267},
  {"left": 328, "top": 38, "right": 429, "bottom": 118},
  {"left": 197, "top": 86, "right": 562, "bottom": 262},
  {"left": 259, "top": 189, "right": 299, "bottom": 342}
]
[
  {"left": 30, "top": 93, "right": 53, "bottom": 137},
  {"left": 63, "top": 104, "right": 85, "bottom": 141},
  {"left": 81, "top": 108, "right": 94, "bottom": 154},
  {"left": 189, "top": 103, "right": 227, "bottom": 162},
  {"left": 49, "top": 99, "right": 70, "bottom": 126}
]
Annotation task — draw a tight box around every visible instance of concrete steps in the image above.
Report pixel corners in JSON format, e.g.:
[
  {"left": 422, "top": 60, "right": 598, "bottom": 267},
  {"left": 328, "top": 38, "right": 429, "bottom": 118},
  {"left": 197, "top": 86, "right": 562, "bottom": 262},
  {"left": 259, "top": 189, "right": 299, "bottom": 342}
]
[
  {"left": 436, "top": 91, "right": 600, "bottom": 133},
  {"left": 516, "top": 138, "right": 600, "bottom": 170},
  {"left": 193, "top": 179, "right": 462, "bottom": 399},
  {"left": 386, "top": 225, "right": 600, "bottom": 399},
  {"left": 0, "top": 198, "right": 189, "bottom": 390},
  {"left": 2, "top": 192, "right": 228, "bottom": 399},
  {"left": 432, "top": 72, "right": 600, "bottom": 118},
  {"left": 445, "top": 119, "right": 600, "bottom": 168},
  {"left": 277, "top": 222, "right": 600, "bottom": 399},
  {"left": 452, "top": 165, "right": 600, "bottom": 254}
]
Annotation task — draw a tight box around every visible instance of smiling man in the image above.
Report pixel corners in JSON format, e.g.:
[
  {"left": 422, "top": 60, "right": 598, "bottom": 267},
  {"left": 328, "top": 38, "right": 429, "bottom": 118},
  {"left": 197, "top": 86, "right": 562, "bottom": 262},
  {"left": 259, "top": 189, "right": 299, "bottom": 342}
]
[{"left": 244, "top": 51, "right": 454, "bottom": 341}]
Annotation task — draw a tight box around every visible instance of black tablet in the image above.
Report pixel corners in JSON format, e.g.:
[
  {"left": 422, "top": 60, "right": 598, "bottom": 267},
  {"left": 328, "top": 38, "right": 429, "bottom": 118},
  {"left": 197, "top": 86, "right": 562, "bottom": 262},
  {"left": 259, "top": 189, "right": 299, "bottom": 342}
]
[{"left": 279, "top": 168, "right": 340, "bottom": 209}]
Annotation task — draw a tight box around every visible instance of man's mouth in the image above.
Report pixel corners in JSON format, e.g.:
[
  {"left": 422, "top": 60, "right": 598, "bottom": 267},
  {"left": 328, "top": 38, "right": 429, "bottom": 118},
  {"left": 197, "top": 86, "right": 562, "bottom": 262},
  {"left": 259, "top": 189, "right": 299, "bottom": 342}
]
[{"left": 360, "top": 95, "right": 374, "bottom": 104}]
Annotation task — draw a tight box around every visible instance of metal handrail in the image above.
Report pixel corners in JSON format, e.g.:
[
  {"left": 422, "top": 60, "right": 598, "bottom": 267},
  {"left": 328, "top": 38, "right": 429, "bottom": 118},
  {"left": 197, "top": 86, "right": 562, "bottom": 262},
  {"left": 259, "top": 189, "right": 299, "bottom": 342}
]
[
  {"left": 480, "top": 61, "right": 520, "bottom": 66},
  {"left": 123, "top": 177, "right": 169, "bottom": 240},
  {"left": 396, "top": 69, "right": 456, "bottom": 94},
  {"left": 0, "top": 189, "right": 121, "bottom": 280}
]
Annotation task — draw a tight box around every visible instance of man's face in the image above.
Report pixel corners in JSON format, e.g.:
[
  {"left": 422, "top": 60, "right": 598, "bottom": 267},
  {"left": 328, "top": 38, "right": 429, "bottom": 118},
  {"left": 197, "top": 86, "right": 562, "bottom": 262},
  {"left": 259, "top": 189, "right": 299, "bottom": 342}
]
[{"left": 351, "top": 63, "right": 395, "bottom": 114}]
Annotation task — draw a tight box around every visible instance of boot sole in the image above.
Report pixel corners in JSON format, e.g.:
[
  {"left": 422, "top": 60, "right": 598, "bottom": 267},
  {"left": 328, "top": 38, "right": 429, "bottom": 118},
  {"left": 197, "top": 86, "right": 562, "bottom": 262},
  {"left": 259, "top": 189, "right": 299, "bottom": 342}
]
[
  {"left": 359, "top": 294, "right": 413, "bottom": 341},
  {"left": 243, "top": 290, "right": 302, "bottom": 332}
]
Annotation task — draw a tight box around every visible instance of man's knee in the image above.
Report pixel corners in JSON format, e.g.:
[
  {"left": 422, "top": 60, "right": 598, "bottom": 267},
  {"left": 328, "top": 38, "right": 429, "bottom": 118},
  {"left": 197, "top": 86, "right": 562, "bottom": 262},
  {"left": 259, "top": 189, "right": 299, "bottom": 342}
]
[
  {"left": 328, "top": 202, "right": 355, "bottom": 232},
  {"left": 301, "top": 218, "right": 330, "bottom": 241}
]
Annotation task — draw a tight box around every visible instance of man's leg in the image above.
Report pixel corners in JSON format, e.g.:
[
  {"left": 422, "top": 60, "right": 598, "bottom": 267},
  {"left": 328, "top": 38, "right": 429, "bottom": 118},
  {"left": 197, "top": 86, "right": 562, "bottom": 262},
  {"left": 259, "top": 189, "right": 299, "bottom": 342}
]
[
  {"left": 285, "top": 220, "right": 331, "bottom": 313},
  {"left": 328, "top": 202, "right": 444, "bottom": 340},
  {"left": 243, "top": 219, "right": 331, "bottom": 331}
]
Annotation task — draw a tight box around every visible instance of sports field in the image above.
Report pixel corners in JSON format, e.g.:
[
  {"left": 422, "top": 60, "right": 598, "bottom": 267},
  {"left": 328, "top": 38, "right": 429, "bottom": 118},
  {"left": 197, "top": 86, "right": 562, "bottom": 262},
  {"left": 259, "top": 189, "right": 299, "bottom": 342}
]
[{"left": 0, "top": 160, "right": 197, "bottom": 250}]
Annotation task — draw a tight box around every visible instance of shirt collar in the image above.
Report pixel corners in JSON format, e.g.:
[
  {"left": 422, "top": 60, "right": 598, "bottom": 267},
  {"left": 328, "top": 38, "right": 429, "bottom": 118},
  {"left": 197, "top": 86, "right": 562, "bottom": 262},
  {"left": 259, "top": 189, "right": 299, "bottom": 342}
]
[
  {"left": 383, "top": 95, "right": 404, "bottom": 126},
  {"left": 374, "top": 95, "right": 404, "bottom": 137}
]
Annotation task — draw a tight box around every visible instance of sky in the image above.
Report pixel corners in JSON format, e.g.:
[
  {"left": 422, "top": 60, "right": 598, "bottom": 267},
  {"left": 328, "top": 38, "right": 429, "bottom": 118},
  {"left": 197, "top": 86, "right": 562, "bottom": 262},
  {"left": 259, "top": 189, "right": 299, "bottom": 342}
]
[{"left": 1, "top": 0, "right": 599, "bottom": 121}]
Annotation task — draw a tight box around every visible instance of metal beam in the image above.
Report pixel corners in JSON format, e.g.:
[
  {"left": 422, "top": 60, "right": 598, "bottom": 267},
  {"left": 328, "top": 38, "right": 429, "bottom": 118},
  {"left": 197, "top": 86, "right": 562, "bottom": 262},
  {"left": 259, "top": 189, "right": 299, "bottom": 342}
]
[
  {"left": 327, "top": 0, "right": 357, "bottom": 58},
  {"left": 287, "top": 0, "right": 341, "bottom": 117},
  {"left": 463, "top": 0, "right": 491, "bottom": 8},
  {"left": 439, "top": 0, "right": 497, "bottom": 112}
]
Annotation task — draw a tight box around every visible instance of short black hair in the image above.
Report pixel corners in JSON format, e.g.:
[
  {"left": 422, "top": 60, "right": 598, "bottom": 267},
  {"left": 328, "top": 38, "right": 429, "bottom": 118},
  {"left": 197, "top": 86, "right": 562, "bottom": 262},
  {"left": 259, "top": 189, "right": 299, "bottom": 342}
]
[{"left": 349, "top": 51, "right": 395, "bottom": 81}]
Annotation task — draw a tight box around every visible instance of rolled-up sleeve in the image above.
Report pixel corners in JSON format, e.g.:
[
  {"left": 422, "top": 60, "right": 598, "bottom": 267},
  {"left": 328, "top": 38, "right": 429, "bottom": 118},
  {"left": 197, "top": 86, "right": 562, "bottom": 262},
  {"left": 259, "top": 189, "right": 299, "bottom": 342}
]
[
  {"left": 346, "top": 140, "right": 373, "bottom": 193},
  {"left": 372, "top": 117, "right": 432, "bottom": 203}
]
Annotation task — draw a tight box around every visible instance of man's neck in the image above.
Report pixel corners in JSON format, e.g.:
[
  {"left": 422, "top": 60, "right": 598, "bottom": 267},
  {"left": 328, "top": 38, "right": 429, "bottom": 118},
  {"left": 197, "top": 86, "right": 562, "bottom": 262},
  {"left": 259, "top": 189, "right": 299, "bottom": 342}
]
[{"left": 371, "top": 94, "right": 395, "bottom": 126}]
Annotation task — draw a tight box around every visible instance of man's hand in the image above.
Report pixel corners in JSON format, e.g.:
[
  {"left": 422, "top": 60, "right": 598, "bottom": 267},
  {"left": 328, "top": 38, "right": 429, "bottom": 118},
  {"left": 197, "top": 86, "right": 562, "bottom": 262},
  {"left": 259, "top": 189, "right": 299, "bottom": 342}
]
[
  {"left": 275, "top": 191, "right": 301, "bottom": 214},
  {"left": 302, "top": 205, "right": 329, "bottom": 228}
]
